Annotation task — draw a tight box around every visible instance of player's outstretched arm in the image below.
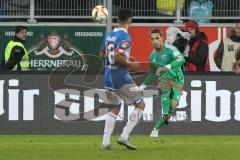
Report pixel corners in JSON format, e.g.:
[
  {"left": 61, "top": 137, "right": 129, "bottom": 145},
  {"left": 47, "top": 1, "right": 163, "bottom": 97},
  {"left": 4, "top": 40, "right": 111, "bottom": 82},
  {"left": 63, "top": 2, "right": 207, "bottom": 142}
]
[
  {"left": 143, "top": 67, "right": 156, "bottom": 85},
  {"left": 99, "top": 49, "right": 106, "bottom": 59},
  {"left": 114, "top": 54, "right": 139, "bottom": 70}
]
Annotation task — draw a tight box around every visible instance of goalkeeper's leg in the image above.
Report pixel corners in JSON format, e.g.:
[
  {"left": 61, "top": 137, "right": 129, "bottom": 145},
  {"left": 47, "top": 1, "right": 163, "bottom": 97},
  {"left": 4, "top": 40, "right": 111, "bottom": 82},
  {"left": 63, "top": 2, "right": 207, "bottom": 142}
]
[
  {"left": 159, "top": 81, "right": 172, "bottom": 124},
  {"left": 156, "top": 88, "right": 181, "bottom": 127},
  {"left": 156, "top": 89, "right": 171, "bottom": 127},
  {"left": 150, "top": 86, "right": 181, "bottom": 137},
  {"left": 169, "top": 87, "right": 181, "bottom": 117},
  {"left": 150, "top": 100, "right": 175, "bottom": 138},
  {"left": 150, "top": 82, "right": 171, "bottom": 137}
]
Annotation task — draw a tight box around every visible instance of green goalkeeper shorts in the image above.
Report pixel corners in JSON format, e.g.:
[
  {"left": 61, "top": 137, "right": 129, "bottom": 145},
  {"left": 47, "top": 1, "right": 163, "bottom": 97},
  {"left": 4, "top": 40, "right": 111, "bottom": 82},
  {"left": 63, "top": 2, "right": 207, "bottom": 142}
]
[{"left": 158, "top": 79, "right": 182, "bottom": 105}]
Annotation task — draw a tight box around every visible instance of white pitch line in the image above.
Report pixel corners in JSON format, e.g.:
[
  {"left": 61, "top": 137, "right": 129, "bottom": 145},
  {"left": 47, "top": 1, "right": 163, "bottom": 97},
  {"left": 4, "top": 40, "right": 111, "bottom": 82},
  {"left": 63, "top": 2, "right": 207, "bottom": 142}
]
[
  {"left": 0, "top": 142, "right": 94, "bottom": 145},
  {"left": 0, "top": 142, "right": 240, "bottom": 145}
]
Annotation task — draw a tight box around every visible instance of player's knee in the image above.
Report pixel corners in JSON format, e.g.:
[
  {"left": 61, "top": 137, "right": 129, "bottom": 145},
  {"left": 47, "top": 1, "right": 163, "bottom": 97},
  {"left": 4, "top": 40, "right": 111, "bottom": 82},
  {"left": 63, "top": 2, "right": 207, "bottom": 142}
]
[
  {"left": 162, "top": 113, "right": 171, "bottom": 125},
  {"left": 161, "top": 90, "right": 170, "bottom": 99},
  {"left": 113, "top": 103, "right": 122, "bottom": 110},
  {"left": 161, "top": 91, "right": 171, "bottom": 106},
  {"left": 158, "top": 81, "right": 171, "bottom": 91},
  {"left": 170, "top": 100, "right": 177, "bottom": 109},
  {"left": 110, "top": 109, "right": 120, "bottom": 116},
  {"left": 111, "top": 103, "right": 122, "bottom": 115},
  {"left": 162, "top": 89, "right": 170, "bottom": 94},
  {"left": 134, "top": 98, "right": 145, "bottom": 110},
  {"left": 137, "top": 102, "right": 145, "bottom": 110}
]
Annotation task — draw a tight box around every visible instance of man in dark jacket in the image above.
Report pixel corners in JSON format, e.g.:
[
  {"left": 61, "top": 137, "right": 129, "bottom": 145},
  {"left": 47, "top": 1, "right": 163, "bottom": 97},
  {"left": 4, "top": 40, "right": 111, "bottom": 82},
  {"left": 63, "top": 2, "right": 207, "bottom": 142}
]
[
  {"left": 184, "top": 21, "right": 209, "bottom": 71},
  {"left": 1, "top": 26, "right": 29, "bottom": 70}
]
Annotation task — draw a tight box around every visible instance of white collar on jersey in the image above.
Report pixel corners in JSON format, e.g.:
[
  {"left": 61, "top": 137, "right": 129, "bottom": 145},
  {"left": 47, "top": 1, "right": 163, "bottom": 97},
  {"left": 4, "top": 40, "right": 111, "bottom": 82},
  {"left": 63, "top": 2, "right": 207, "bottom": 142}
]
[{"left": 113, "top": 27, "right": 128, "bottom": 33}]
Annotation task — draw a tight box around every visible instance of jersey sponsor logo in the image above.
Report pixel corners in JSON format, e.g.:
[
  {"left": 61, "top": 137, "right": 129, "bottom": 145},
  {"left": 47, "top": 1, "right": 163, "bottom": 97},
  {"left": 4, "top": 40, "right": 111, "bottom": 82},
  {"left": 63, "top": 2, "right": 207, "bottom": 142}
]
[
  {"left": 162, "top": 55, "right": 167, "bottom": 60},
  {"left": 119, "top": 40, "right": 130, "bottom": 49},
  {"left": 117, "top": 48, "right": 125, "bottom": 54}
]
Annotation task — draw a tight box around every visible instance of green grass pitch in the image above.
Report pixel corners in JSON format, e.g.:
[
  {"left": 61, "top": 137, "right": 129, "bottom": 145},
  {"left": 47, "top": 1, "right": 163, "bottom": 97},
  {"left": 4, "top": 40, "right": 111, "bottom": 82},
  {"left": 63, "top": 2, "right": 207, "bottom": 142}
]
[{"left": 0, "top": 135, "right": 240, "bottom": 160}]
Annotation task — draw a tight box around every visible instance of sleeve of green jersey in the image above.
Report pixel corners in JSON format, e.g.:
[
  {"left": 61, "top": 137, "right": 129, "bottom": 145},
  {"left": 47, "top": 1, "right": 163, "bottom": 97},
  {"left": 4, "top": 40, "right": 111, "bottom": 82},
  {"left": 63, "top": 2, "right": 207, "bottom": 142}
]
[
  {"left": 143, "top": 65, "right": 156, "bottom": 85},
  {"left": 169, "top": 50, "right": 185, "bottom": 68}
]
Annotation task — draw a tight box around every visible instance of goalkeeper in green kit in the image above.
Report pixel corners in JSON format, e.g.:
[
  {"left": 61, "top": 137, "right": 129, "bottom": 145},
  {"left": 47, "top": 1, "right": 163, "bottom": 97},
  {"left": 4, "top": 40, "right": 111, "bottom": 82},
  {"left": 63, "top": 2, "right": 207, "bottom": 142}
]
[{"left": 139, "top": 28, "right": 185, "bottom": 137}]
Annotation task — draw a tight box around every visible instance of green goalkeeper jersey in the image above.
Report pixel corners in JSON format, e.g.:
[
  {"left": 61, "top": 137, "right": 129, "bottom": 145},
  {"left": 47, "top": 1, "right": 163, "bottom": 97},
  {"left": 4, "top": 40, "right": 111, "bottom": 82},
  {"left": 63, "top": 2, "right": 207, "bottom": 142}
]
[{"left": 144, "top": 43, "right": 185, "bottom": 86}]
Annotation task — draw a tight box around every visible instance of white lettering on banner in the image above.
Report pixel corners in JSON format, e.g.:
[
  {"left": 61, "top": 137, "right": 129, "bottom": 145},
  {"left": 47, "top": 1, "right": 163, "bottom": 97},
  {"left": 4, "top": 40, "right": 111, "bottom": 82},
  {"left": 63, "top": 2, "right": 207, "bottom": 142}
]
[
  {"left": 54, "top": 88, "right": 158, "bottom": 121},
  {"left": 0, "top": 81, "right": 4, "bottom": 115},
  {"left": 31, "top": 60, "right": 82, "bottom": 68},
  {"left": 8, "top": 79, "right": 20, "bottom": 120},
  {"left": 4, "top": 31, "right": 15, "bottom": 37},
  {"left": 69, "top": 93, "right": 80, "bottom": 114},
  {"left": 1, "top": 78, "right": 239, "bottom": 122},
  {"left": 172, "top": 91, "right": 187, "bottom": 121},
  {"left": 23, "top": 90, "right": 39, "bottom": 120},
  {"left": 83, "top": 91, "right": 119, "bottom": 121},
  {"left": 74, "top": 32, "right": 103, "bottom": 37},
  {"left": 52, "top": 80, "right": 240, "bottom": 122},
  {"left": 4, "top": 31, "right": 33, "bottom": 37},
  {"left": 142, "top": 90, "right": 158, "bottom": 121},
  {"left": 141, "top": 97, "right": 153, "bottom": 121},
  {"left": 191, "top": 80, "right": 202, "bottom": 121},
  {"left": 8, "top": 88, "right": 20, "bottom": 120},
  {"left": 205, "top": 81, "right": 231, "bottom": 122},
  {"left": 54, "top": 89, "right": 81, "bottom": 121},
  {"left": 54, "top": 88, "right": 111, "bottom": 121},
  {"left": 84, "top": 89, "right": 99, "bottom": 121},
  {"left": 83, "top": 89, "right": 111, "bottom": 121},
  {"left": 234, "top": 91, "right": 240, "bottom": 121},
  {"left": 0, "top": 79, "right": 39, "bottom": 121}
]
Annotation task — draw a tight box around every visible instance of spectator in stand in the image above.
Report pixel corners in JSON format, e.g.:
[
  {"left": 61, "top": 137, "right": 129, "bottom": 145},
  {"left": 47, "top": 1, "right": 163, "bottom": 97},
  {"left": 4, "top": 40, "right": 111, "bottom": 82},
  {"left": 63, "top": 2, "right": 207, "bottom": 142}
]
[
  {"left": 156, "top": 0, "right": 184, "bottom": 17},
  {"left": 188, "top": 0, "right": 213, "bottom": 24},
  {"left": 233, "top": 47, "right": 240, "bottom": 74},
  {"left": 183, "top": 20, "right": 210, "bottom": 71},
  {"left": 214, "top": 22, "right": 240, "bottom": 71}
]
